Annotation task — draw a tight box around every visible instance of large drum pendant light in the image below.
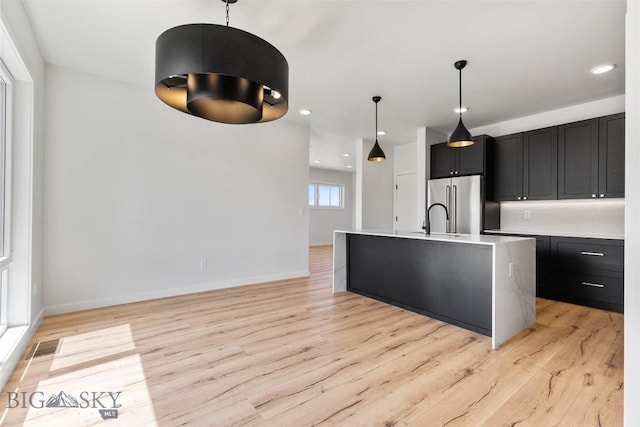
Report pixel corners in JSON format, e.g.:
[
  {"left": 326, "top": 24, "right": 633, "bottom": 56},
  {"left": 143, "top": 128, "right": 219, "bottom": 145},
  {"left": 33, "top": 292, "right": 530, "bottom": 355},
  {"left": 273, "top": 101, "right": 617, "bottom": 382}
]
[
  {"left": 155, "top": 0, "right": 288, "bottom": 124},
  {"left": 368, "top": 96, "right": 386, "bottom": 162},
  {"left": 448, "top": 60, "right": 474, "bottom": 147}
]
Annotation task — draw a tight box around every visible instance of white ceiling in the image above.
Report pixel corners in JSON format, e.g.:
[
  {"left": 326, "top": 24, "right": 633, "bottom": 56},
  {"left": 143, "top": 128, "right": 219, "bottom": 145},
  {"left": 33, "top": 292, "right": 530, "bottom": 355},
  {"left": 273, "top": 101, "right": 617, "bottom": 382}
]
[{"left": 22, "top": 0, "right": 625, "bottom": 171}]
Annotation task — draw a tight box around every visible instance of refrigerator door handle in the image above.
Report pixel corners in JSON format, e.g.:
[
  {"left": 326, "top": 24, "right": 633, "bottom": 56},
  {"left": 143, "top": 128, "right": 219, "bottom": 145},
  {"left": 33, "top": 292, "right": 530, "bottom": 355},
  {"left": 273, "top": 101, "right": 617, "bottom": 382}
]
[
  {"left": 445, "top": 185, "right": 451, "bottom": 233},
  {"left": 452, "top": 185, "right": 457, "bottom": 233}
]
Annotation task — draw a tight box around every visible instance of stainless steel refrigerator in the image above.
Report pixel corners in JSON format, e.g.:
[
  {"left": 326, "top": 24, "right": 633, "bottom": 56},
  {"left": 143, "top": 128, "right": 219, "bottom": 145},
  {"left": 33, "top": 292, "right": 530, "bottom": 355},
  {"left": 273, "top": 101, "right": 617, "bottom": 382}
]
[{"left": 427, "top": 175, "right": 499, "bottom": 234}]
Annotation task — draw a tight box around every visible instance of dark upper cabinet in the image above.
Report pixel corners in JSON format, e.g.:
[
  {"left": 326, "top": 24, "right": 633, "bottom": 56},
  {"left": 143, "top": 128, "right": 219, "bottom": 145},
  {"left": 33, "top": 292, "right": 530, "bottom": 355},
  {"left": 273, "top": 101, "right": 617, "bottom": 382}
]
[
  {"left": 494, "top": 127, "right": 556, "bottom": 201},
  {"left": 430, "top": 135, "right": 493, "bottom": 179},
  {"left": 494, "top": 133, "right": 523, "bottom": 201},
  {"left": 523, "top": 126, "right": 558, "bottom": 200},
  {"left": 599, "top": 113, "right": 625, "bottom": 198},
  {"left": 430, "top": 143, "right": 457, "bottom": 178},
  {"left": 558, "top": 118, "right": 599, "bottom": 199},
  {"left": 558, "top": 115, "right": 625, "bottom": 199}
]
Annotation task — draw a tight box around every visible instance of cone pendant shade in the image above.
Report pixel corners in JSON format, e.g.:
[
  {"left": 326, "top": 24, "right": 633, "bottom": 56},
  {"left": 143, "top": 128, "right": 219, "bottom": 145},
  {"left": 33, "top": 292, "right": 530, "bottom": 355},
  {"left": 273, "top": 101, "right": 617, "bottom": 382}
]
[
  {"left": 368, "top": 140, "right": 386, "bottom": 162},
  {"left": 448, "top": 118, "right": 474, "bottom": 147}
]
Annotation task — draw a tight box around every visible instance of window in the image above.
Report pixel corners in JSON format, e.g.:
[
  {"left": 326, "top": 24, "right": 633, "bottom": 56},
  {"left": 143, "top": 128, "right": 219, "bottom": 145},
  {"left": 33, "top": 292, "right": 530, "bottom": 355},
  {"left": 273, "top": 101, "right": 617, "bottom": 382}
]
[
  {"left": 0, "top": 61, "right": 12, "bottom": 337},
  {"left": 309, "top": 182, "right": 343, "bottom": 208}
]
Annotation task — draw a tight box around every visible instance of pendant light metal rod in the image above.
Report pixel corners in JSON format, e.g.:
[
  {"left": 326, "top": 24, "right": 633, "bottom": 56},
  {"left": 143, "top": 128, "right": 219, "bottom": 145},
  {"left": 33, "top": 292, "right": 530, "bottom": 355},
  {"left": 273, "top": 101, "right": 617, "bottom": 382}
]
[
  {"left": 458, "top": 64, "right": 462, "bottom": 118},
  {"left": 454, "top": 59, "right": 467, "bottom": 118}
]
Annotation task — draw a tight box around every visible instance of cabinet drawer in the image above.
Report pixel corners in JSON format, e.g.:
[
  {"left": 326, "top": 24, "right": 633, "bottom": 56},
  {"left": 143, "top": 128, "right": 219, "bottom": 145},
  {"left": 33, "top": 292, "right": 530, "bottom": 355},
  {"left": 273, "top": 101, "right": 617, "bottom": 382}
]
[
  {"left": 552, "top": 237, "right": 623, "bottom": 271},
  {"left": 558, "top": 270, "right": 623, "bottom": 307}
]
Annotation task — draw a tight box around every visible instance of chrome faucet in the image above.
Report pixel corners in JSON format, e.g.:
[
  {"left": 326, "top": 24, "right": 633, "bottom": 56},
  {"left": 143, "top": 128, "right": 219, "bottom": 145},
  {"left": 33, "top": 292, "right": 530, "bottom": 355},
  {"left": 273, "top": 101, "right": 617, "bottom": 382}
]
[{"left": 423, "top": 203, "right": 449, "bottom": 234}]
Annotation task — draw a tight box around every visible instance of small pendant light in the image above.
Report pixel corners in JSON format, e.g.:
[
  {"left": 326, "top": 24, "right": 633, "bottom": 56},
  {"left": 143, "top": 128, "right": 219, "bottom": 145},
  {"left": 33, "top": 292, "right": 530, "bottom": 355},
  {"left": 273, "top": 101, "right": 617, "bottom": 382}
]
[
  {"left": 368, "top": 96, "right": 386, "bottom": 162},
  {"left": 448, "top": 60, "right": 474, "bottom": 147}
]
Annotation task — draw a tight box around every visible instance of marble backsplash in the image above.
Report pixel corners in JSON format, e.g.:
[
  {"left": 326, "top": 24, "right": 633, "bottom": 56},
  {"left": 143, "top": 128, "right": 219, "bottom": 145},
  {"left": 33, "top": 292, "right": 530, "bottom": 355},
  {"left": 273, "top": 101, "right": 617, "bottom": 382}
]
[{"left": 499, "top": 199, "right": 625, "bottom": 238}]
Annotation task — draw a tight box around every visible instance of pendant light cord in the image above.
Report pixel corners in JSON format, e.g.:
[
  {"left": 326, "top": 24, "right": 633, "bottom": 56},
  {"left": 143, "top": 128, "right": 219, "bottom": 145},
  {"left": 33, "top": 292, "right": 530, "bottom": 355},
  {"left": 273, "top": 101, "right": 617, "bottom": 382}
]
[
  {"left": 226, "top": 0, "right": 230, "bottom": 27},
  {"left": 375, "top": 102, "right": 378, "bottom": 137},
  {"left": 458, "top": 68, "right": 463, "bottom": 119}
]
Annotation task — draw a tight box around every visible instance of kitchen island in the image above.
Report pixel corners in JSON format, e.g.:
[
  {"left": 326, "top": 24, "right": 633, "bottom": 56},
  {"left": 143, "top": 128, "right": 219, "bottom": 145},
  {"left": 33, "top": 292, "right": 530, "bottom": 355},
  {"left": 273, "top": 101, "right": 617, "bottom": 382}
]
[{"left": 333, "top": 230, "right": 536, "bottom": 348}]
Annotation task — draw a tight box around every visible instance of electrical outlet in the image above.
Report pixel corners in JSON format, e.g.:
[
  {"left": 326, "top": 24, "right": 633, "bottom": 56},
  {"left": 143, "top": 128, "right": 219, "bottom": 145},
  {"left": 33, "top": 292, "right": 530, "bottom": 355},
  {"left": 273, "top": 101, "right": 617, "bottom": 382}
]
[
  {"left": 509, "top": 262, "right": 514, "bottom": 278},
  {"left": 200, "top": 259, "right": 207, "bottom": 269},
  {"left": 299, "top": 207, "right": 305, "bottom": 216},
  {"left": 524, "top": 210, "right": 531, "bottom": 220}
]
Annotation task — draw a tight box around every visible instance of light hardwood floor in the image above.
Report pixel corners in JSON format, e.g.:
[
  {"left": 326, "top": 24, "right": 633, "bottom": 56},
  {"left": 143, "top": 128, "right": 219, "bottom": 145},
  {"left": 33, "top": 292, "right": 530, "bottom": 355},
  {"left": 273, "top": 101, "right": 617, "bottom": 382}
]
[{"left": 1, "top": 245, "right": 623, "bottom": 426}]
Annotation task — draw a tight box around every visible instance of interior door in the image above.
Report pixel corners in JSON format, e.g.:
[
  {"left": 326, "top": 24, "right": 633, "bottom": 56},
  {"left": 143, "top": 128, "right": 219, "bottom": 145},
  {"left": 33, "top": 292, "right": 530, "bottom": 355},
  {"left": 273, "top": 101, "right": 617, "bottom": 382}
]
[{"left": 395, "top": 173, "right": 418, "bottom": 231}]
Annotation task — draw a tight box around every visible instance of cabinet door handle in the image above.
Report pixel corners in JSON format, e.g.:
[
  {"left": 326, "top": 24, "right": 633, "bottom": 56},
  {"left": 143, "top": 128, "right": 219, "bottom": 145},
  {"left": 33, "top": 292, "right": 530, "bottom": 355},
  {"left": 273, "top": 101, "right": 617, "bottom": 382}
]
[
  {"left": 523, "top": 196, "right": 528, "bottom": 200},
  {"left": 581, "top": 281, "right": 605, "bottom": 288},
  {"left": 517, "top": 196, "right": 521, "bottom": 200},
  {"left": 581, "top": 251, "right": 605, "bottom": 256},
  {"left": 450, "top": 171, "right": 454, "bottom": 175},
  {"left": 600, "top": 194, "right": 605, "bottom": 198},
  {"left": 592, "top": 194, "right": 597, "bottom": 198}
]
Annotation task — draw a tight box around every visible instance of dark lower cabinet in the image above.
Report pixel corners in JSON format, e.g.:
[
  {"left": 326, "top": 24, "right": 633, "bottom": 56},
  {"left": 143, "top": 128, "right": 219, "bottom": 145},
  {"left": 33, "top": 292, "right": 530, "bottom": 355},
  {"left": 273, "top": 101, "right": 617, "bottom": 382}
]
[
  {"left": 347, "top": 234, "right": 493, "bottom": 335},
  {"left": 545, "top": 236, "right": 624, "bottom": 312},
  {"left": 497, "top": 233, "right": 623, "bottom": 313}
]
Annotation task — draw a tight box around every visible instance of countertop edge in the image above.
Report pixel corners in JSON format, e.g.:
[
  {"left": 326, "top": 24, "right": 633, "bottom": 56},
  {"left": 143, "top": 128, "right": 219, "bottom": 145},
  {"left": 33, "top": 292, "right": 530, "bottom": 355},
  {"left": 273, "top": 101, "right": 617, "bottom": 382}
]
[
  {"left": 335, "top": 229, "right": 535, "bottom": 246},
  {"left": 484, "top": 229, "right": 625, "bottom": 240}
]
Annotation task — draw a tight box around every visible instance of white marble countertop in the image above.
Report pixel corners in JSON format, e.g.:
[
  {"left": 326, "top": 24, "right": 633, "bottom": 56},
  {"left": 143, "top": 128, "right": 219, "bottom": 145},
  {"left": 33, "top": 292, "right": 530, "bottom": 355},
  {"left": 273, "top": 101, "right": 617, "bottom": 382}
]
[
  {"left": 484, "top": 229, "right": 625, "bottom": 240},
  {"left": 336, "top": 229, "right": 534, "bottom": 246}
]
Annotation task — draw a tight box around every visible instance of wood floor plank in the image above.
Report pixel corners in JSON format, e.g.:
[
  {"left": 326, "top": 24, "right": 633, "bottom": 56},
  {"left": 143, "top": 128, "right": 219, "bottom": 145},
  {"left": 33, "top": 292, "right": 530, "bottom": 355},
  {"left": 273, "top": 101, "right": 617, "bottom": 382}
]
[{"left": 0, "top": 245, "right": 623, "bottom": 426}]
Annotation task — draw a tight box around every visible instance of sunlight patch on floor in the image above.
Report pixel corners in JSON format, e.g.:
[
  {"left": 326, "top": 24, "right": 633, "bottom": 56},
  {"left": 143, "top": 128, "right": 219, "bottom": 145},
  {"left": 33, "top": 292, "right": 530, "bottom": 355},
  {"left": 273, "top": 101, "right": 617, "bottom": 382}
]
[{"left": 50, "top": 324, "right": 136, "bottom": 371}]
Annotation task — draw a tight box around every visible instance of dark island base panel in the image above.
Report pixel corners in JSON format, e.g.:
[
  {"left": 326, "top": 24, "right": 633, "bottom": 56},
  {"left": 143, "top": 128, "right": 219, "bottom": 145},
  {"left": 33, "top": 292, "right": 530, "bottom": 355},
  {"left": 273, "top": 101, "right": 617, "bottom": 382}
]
[
  {"left": 348, "top": 288, "right": 491, "bottom": 337},
  {"left": 346, "top": 234, "right": 493, "bottom": 337}
]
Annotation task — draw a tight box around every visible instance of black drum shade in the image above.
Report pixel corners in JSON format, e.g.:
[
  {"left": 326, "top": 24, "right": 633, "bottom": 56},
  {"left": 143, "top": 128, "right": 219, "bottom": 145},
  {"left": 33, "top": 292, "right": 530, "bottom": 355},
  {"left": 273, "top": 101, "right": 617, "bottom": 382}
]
[{"left": 155, "top": 24, "right": 288, "bottom": 124}]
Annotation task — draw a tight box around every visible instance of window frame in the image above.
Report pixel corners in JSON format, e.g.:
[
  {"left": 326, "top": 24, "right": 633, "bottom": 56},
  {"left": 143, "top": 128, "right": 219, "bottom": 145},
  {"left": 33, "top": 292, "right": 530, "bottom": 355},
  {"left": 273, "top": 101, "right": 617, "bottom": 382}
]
[
  {"left": 0, "top": 59, "right": 14, "bottom": 337},
  {"left": 308, "top": 181, "right": 344, "bottom": 209}
]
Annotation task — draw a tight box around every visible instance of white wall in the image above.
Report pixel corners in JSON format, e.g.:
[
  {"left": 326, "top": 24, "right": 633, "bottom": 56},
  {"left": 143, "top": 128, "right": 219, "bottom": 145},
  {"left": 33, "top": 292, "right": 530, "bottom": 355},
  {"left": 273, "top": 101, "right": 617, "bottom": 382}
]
[
  {"left": 361, "top": 140, "right": 394, "bottom": 229},
  {"left": 625, "top": 1, "right": 640, "bottom": 425},
  {"left": 309, "top": 167, "right": 353, "bottom": 245},
  {"left": 470, "top": 95, "right": 624, "bottom": 137},
  {"left": 43, "top": 65, "right": 309, "bottom": 314},
  {"left": 0, "top": 0, "right": 46, "bottom": 389},
  {"left": 394, "top": 142, "right": 417, "bottom": 174},
  {"left": 419, "top": 128, "right": 448, "bottom": 227}
]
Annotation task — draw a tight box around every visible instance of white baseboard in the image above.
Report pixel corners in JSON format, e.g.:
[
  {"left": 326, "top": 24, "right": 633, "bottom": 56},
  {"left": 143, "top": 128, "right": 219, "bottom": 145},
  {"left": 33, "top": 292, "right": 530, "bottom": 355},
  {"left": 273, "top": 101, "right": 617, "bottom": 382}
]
[
  {"left": 0, "top": 308, "right": 45, "bottom": 391},
  {"left": 44, "top": 270, "right": 311, "bottom": 316},
  {"left": 309, "top": 242, "right": 333, "bottom": 247}
]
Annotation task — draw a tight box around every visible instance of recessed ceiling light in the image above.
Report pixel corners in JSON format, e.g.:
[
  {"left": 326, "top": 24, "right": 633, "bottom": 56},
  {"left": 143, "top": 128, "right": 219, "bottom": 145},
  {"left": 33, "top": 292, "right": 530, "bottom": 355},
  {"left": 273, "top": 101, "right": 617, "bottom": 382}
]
[
  {"left": 299, "top": 109, "right": 312, "bottom": 116},
  {"left": 346, "top": 165, "right": 353, "bottom": 168},
  {"left": 377, "top": 130, "right": 387, "bottom": 136},
  {"left": 343, "top": 153, "right": 351, "bottom": 157},
  {"left": 313, "top": 160, "right": 320, "bottom": 164},
  {"left": 454, "top": 107, "right": 468, "bottom": 114},
  {"left": 591, "top": 64, "right": 615, "bottom": 74}
]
